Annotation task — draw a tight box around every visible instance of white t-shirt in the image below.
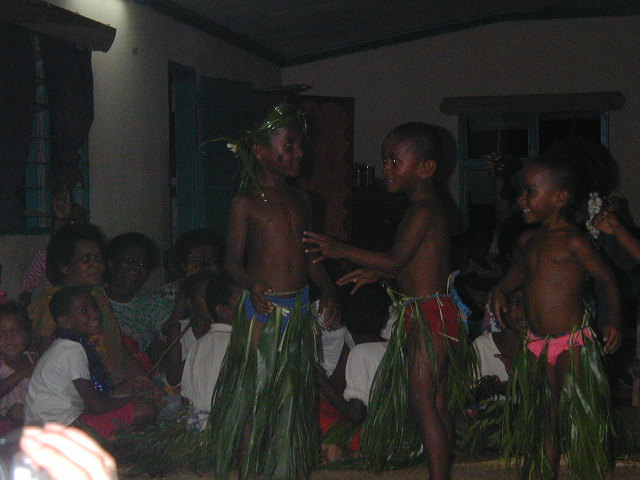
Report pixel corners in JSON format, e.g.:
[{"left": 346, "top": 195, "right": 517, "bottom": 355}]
[
  {"left": 25, "top": 339, "right": 89, "bottom": 426},
  {"left": 181, "top": 323, "right": 232, "bottom": 428},
  {"left": 318, "top": 326, "right": 348, "bottom": 376},
  {"left": 343, "top": 341, "right": 387, "bottom": 406},
  {"left": 179, "top": 319, "right": 198, "bottom": 361},
  {"left": 472, "top": 332, "right": 508, "bottom": 382}
]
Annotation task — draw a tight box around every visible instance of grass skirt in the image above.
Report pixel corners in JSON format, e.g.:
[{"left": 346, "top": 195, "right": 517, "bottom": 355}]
[
  {"left": 503, "top": 322, "right": 614, "bottom": 480},
  {"left": 361, "top": 291, "right": 477, "bottom": 471},
  {"left": 208, "top": 290, "right": 319, "bottom": 479}
]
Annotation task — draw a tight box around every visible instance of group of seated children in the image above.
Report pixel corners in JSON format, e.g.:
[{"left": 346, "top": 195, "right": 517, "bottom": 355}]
[
  {"left": 1, "top": 265, "right": 241, "bottom": 441},
  {"left": 0, "top": 221, "right": 235, "bottom": 440}
]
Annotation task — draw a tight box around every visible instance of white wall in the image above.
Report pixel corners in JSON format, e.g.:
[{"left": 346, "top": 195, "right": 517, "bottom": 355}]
[
  {"left": 0, "top": 0, "right": 280, "bottom": 297},
  {"left": 283, "top": 16, "right": 640, "bottom": 220},
  {"left": 53, "top": 0, "right": 280, "bottom": 242}
]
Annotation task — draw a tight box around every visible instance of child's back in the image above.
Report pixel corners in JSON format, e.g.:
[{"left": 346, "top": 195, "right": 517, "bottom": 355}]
[{"left": 394, "top": 194, "right": 450, "bottom": 297}]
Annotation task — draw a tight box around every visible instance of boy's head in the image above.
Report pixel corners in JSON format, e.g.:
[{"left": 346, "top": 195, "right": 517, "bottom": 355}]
[
  {"left": 382, "top": 122, "right": 443, "bottom": 193},
  {"left": 504, "top": 288, "right": 526, "bottom": 334},
  {"left": 173, "top": 228, "right": 224, "bottom": 278},
  {"left": 0, "top": 301, "right": 32, "bottom": 357},
  {"left": 183, "top": 271, "right": 218, "bottom": 324},
  {"left": 50, "top": 286, "right": 102, "bottom": 337},
  {"left": 105, "top": 232, "right": 159, "bottom": 294},
  {"left": 341, "top": 284, "right": 391, "bottom": 338},
  {"left": 205, "top": 271, "right": 242, "bottom": 324},
  {"left": 47, "top": 223, "right": 106, "bottom": 287},
  {"left": 519, "top": 154, "right": 580, "bottom": 222},
  {"left": 247, "top": 103, "right": 307, "bottom": 146},
  {"left": 248, "top": 104, "right": 307, "bottom": 179}
]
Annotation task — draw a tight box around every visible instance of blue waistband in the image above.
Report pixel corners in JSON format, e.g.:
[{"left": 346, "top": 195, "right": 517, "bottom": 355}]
[{"left": 244, "top": 285, "right": 310, "bottom": 324}]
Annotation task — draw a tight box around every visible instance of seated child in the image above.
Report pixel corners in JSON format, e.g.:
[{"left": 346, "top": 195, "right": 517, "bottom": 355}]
[
  {"left": 317, "top": 284, "right": 390, "bottom": 459},
  {"left": 19, "top": 186, "right": 86, "bottom": 306},
  {"left": 315, "top": 299, "right": 353, "bottom": 384},
  {"left": 473, "top": 288, "right": 526, "bottom": 398},
  {"left": 154, "top": 230, "right": 225, "bottom": 362},
  {"left": 0, "top": 302, "right": 37, "bottom": 426},
  {"left": 181, "top": 271, "right": 240, "bottom": 429},
  {"left": 25, "top": 287, "right": 159, "bottom": 439},
  {"left": 163, "top": 271, "right": 218, "bottom": 386}
]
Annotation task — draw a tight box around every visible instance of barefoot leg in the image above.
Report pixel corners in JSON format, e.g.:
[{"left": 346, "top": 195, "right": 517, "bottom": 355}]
[
  {"left": 545, "top": 347, "right": 577, "bottom": 479},
  {"left": 408, "top": 331, "right": 451, "bottom": 480}
]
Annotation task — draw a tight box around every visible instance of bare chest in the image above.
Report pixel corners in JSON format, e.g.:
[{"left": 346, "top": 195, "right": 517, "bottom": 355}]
[
  {"left": 523, "top": 234, "right": 578, "bottom": 275},
  {"left": 249, "top": 190, "right": 308, "bottom": 236}
]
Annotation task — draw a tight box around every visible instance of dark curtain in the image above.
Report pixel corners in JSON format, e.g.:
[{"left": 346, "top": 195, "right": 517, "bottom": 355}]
[
  {"left": 0, "top": 25, "right": 93, "bottom": 233},
  {"left": 0, "top": 21, "right": 36, "bottom": 233},
  {"left": 40, "top": 34, "right": 93, "bottom": 192}
]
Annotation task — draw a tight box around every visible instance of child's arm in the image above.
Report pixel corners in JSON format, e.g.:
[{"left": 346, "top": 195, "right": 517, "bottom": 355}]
[
  {"left": 490, "top": 266, "right": 525, "bottom": 326},
  {"left": 317, "top": 368, "right": 366, "bottom": 424},
  {"left": 303, "top": 204, "right": 434, "bottom": 274},
  {"left": 162, "top": 320, "right": 184, "bottom": 386},
  {"left": 570, "top": 233, "right": 622, "bottom": 353},
  {"left": 490, "top": 231, "right": 529, "bottom": 325},
  {"left": 73, "top": 376, "right": 158, "bottom": 414},
  {"left": 337, "top": 268, "right": 393, "bottom": 294},
  {"left": 309, "top": 256, "right": 340, "bottom": 328},
  {"left": 225, "top": 194, "right": 273, "bottom": 314},
  {"left": 594, "top": 211, "right": 640, "bottom": 263},
  {"left": 0, "top": 362, "right": 35, "bottom": 399},
  {"left": 73, "top": 379, "right": 131, "bottom": 414}
]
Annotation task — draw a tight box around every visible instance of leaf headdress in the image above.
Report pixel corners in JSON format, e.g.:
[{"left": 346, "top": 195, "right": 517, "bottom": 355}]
[{"left": 206, "top": 103, "right": 308, "bottom": 202}]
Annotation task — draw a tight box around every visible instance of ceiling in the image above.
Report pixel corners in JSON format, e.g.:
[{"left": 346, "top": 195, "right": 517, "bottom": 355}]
[{"left": 136, "top": 1, "right": 640, "bottom": 66}]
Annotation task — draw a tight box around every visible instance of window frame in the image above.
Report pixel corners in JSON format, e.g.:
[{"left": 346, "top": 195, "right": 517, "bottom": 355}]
[
  {"left": 20, "top": 33, "right": 90, "bottom": 235},
  {"left": 457, "top": 110, "right": 610, "bottom": 228}
]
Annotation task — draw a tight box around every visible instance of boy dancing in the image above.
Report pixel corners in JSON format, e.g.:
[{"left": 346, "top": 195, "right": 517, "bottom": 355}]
[
  {"left": 304, "top": 122, "right": 475, "bottom": 480},
  {"left": 209, "top": 103, "right": 338, "bottom": 479},
  {"left": 491, "top": 152, "right": 621, "bottom": 479}
]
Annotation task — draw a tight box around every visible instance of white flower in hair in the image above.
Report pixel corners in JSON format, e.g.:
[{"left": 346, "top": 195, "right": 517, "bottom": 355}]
[
  {"left": 586, "top": 192, "right": 602, "bottom": 239},
  {"left": 226, "top": 142, "right": 238, "bottom": 154}
]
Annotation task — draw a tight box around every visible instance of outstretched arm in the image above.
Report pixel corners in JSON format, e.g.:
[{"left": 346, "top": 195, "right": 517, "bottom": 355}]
[
  {"left": 304, "top": 204, "right": 432, "bottom": 274},
  {"left": 490, "top": 231, "right": 529, "bottom": 325},
  {"left": 225, "top": 195, "right": 273, "bottom": 314},
  {"left": 570, "top": 233, "right": 622, "bottom": 353},
  {"left": 337, "top": 268, "right": 393, "bottom": 294},
  {"left": 594, "top": 211, "right": 640, "bottom": 263}
]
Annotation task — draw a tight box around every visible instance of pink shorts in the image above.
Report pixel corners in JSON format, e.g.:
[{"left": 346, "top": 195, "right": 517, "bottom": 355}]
[
  {"left": 79, "top": 401, "right": 136, "bottom": 438},
  {"left": 526, "top": 327, "right": 593, "bottom": 366}
]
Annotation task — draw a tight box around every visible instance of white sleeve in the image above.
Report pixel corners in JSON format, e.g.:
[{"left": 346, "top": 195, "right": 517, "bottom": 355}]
[
  {"left": 472, "top": 334, "right": 508, "bottom": 382},
  {"left": 55, "top": 343, "right": 90, "bottom": 382},
  {"left": 343, "top": 344, "right": 386, "bottom": 407},
  {"left": 181, "top": 341, "right": 199, "bottom": 404}
]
